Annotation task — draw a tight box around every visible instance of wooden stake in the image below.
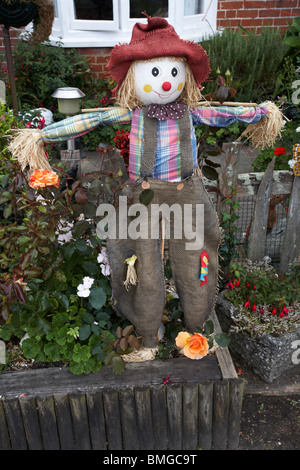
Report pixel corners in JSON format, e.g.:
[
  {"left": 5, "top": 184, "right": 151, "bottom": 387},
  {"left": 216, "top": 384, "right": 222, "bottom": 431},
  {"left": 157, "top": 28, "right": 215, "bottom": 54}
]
[
  {"left": 161, "top": 218, "right": 166, "bottom": 260},
  {"left": 82, "top": 102, "right": 259, "bottom": 113},
  {"left": 198, "top": 101, "right": 258, "bottom": 107}
]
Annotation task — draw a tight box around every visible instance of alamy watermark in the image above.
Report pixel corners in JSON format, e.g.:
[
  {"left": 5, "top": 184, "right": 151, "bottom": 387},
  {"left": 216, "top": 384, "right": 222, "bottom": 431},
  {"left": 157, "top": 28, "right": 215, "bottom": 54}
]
[
  {"left": 292, "top": 80, "right": 300, "bottom": 105},
  {"left": 0, "top": 340, "right": 5, "bottom": 365},
  {"left": 96, "top": 196, "right": 205, "bottom": 251},
  {"left": 291, "top": 340, "right": 300, "bottom": 365}
]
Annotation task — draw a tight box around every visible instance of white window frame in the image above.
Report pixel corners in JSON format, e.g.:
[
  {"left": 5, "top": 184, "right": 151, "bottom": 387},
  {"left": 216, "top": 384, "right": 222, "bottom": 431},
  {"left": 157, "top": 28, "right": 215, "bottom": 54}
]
[{"left": 25, "top": 0, "right": 217, "bottom": 47}]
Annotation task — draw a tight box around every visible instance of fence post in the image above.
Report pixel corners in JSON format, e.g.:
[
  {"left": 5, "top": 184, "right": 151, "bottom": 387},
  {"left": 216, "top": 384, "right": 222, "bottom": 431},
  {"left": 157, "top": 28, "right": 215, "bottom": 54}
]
[
  {"left": 247, "top": 158, "right": 275, "bottom": 262},
  {"left": 279, "top": 175, "right": 300, "bottom": 274}
]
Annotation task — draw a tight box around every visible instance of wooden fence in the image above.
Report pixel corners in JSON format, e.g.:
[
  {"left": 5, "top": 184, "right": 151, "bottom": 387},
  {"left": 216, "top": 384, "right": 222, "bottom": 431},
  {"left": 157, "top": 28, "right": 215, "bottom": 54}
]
[{"left": 203, "top": 143, "right": 299, "bottom": 273}]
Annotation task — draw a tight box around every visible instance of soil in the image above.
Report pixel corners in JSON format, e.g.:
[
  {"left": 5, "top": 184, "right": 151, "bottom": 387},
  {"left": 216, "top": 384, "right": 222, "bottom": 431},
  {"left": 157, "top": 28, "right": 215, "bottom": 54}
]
[{"left": 232, "top": 353, "right": 300, "bottom": 451}]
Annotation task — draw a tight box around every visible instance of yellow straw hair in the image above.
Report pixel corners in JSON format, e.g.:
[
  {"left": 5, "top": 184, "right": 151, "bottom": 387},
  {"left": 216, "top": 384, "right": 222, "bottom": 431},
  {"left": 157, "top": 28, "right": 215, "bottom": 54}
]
[
  {"left": 7, "top": 129, "right": 52, "bottom": 172},
  {"left": 239, "top": 101, "right": 284, "bottom": 149}
]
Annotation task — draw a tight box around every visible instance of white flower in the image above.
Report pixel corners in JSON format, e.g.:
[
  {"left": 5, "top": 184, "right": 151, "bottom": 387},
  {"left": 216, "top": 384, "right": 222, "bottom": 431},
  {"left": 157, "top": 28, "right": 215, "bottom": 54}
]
[
  {"left": 97, "top": 249, "right": 110, "bottom": 277},
  {"left": 296, "top": 126, "right": 300, "bottom": 132},
  {"left": 288, "top": 159, "right": 296, "bottom": 169},
  {"left": 77, "top": 284, "right": 91, "bottom": 298},
  {"left": 82, "top": 277, "right": 94, "bottom": 289},
  {"left": 77, "top": 277, "right": 94, "bottom": 297}
]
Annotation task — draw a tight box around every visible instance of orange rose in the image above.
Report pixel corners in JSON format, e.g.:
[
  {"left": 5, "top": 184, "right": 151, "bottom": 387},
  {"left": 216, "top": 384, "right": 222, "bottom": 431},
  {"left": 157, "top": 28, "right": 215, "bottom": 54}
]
[
  {"left": 29, "top": 169, "right": 60, "bottom": 189},
  {"left": 175, "top": 331, "right": 209, "bottom": 360}
]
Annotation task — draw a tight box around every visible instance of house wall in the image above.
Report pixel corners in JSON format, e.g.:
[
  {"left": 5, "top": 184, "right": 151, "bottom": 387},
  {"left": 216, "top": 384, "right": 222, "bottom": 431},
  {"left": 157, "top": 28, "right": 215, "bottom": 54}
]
[{"left": 1, "top": 1, "right": 299, "bottom": 81}]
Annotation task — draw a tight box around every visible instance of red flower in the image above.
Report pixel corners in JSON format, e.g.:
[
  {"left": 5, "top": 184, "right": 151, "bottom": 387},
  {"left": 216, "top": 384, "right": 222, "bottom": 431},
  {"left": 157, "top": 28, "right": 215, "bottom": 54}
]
[
  {"left": 235, "top": 279, "right": 240, "bottom": 287},
  {"left": 274, "top": 147, "right": 286, "bottom": 155},
  {"left": 253, "top": 284, "right": 256, "bottom": 290},
  {"left": 244, "top": 300, "right": 251, "bottom": 309},
  {"left": 252, "top": 303, "right": 257, "bottom": 312},
  {"left": 272, "top": 308, "right": 277, "bottom": 316}
]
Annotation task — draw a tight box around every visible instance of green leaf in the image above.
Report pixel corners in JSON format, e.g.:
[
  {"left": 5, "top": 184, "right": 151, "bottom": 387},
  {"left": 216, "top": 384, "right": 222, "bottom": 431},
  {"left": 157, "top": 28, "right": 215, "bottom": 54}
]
[
  {"left": 104, "top": 350, "right": 115, "bottom": 366},
  {"left": 79, "top": 324, "right": 91, "bottom": 341},
  {"left": 44, "top": 342, "right": 61, "bottom": 362},
  {"left": 204, "top": 320, "right": 214, "bottom": 336},
  {"left": 214, "top": 332, "right": 230, "bottom": 347},
  {"left": 89, "top": 287, "right": 106, "bottom": 310},
  {"left": 16, "top": 236, "right": 31, "bottom": 246},
  {"left": 82, "top": 261, "right": 99, "bottom": 276},
  {"left": 111, "top": 355, "right": 125, "bottom": 375},
  {"left": 72, "top": 344, "right": 91, "bottom": 363},
  {"left": 82, "top": 311, "right": 95, "bottom": 325},
  {"left": 139, "top": 188, "right": 154, "bottom": 206},
  {"left": 202, "top": 166, "right": 219, "bottom": 180},
  {"left": 3, "top": 203, "right": 12, "bottom": 219},
  {"left": 22, "top": 338, "right": 41, "bottom": 359},
  {"left": 284, "top": 36, "right": 300, "bottom": 48},
  {"left": 72, "top": 220, "right": 90, "bottom": 238}
]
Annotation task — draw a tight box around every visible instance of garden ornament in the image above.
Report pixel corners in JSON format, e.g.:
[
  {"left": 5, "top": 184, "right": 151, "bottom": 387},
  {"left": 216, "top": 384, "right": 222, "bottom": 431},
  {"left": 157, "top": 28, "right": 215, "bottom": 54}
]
[
  {"left": 8, "top": 15, "right": 284, "bottom": 362},
  {"left": 0, "top": 0, "right": 55, "bottom": 45}
]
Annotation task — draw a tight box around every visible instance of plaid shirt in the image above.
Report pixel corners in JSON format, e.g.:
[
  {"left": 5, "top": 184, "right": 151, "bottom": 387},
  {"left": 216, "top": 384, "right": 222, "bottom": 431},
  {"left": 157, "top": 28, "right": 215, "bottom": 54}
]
[{"left": 35, "top": 105, "right": 268, "bottom": 182}]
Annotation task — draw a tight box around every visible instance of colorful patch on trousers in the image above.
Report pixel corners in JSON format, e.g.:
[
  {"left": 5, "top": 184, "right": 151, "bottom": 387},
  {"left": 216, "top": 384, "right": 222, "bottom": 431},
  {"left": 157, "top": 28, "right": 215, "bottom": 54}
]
[{"left": 200, "top": 250, "right": 209, "bottom": 286}]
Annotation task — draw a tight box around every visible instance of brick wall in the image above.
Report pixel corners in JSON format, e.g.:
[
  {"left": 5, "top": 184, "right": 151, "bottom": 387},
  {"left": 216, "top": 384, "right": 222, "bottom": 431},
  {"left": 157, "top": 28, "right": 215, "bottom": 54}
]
[
  {"left": 1, "top": 1, "right": 300, "bottom": 80},
  {"left": 217, "top": 0, "right": 300, "bottom": 34}
]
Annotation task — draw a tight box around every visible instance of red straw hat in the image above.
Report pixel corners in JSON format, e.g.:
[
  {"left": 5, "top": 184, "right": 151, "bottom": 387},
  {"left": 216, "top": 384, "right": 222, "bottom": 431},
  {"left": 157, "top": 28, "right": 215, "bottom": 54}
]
[{"left": 106, "top": 15, "right": 210, "bottom": 92}]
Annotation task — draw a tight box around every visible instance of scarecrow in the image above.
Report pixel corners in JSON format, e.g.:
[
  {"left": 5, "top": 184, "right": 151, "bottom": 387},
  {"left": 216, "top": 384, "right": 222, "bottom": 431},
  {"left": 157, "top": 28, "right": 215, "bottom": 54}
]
[{"left": 9, "top": 15, "right": 284, "bottom": 361}]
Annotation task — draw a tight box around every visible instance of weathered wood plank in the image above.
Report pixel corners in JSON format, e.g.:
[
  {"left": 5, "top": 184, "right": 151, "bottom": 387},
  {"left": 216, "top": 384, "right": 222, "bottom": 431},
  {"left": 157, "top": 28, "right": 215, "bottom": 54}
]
[
  {"left": 247, "top": 158, "right": 275, "bottom": 262},
  {"left": 237, "top": 170, "right": 293, "bottom": 197},
  {"left": 135, "top": 386, "right": 154, "bottom": 450},
  {"left": 53, "top": 393, "right": 75, "bottom": 450},
  {"left": 19, "top": 395, "right": 43, "bottom": 450},
  {"left": 227, "top": 379, "right": 245, "bottom": 450},
  {"left": 166, "top": 384, "right": 182, "bottom": 450},
  {"left": 102, "top": 389, "right": 123, "bottom": 450},
  {"left": 0, "top": 357, "right": 221, "bottom": 398},
  {"left": 0, "top": 399, "right": 11, "bottom": 450},
  {"left": 3, "top": 397, "right": 27, "bottom": 450},
  {"left": 217, "top": 142, "right": 239, "bottom": 219},
  {"left": 212, "top": 381, "right": 229, "bottom": 450},
  {"left": 279, "top": 175, "right": 299, "bottom": 274},
  {"left": 119, "top": 387, "right": 140, "bottom": 450},
  {"left": 151, "top": 385, "right": 168, "bottom": 450},
  {"left": 69, "top": 393, "right": 91, "bottom": 450},
  {"left": 36, "top": 395, "right": 60, "bottom": 450},
  {"left": 182, "top": 383, "right": 198, "bottom": 450},
  {"left": 198, "top": 382, "right": 213, "bottom": 450},
  {"left": 212, "top": 310, "right": 238, "bottom": 380},
  {"left": 86, "top": 391, "right": 107, "bottom": 450}
]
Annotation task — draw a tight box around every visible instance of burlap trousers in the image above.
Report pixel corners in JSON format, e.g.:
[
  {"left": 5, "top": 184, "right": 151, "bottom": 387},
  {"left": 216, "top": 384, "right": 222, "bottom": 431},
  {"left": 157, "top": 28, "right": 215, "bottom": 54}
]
[{"left": 106, "top": 175, "right": 221, "bottom": 348}]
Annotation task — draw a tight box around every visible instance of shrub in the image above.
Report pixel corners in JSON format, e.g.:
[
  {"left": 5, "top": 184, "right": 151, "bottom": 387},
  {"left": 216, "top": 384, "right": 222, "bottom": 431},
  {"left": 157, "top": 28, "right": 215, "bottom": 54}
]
[
  {"left": 1, "top": 36, "right": 105, "bottom": 117},
  {"left": 0, "top": 117, "right": 138, "bottom": 375},
  {"left": 201, "top": 27, "right": 289, "bottom": 103}
]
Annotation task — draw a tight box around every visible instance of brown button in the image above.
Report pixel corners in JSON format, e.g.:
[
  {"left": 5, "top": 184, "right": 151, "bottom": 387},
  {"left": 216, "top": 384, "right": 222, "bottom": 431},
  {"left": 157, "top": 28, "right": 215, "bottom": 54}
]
[
  {"left": 142, "top": 181, "right": 150, "bottom": 190},
  {"left": 177, "top": 183, "right": 184, "bottom": 191}
]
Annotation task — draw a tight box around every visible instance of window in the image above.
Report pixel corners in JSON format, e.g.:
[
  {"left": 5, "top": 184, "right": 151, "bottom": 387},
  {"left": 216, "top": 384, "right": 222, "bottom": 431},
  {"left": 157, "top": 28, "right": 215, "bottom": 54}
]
[{"left": 35, "top": 0, "right": 218, "bottom": 47}]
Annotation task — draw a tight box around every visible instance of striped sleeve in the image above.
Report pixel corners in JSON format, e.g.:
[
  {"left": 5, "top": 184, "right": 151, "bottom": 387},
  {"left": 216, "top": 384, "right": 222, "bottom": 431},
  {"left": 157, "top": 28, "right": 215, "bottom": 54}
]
[
  {"left": 33, "top": 108, "right": 134, "bottom": 146},
  {"left": 190, "top": 104, "right": 268, "bottom": 127}
]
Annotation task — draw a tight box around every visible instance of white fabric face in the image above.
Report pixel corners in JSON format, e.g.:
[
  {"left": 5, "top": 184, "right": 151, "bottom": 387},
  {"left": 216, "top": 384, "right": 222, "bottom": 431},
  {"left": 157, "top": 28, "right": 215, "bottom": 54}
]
[{"left": 133, "top": 57, "right": 187, "bottom": 105}]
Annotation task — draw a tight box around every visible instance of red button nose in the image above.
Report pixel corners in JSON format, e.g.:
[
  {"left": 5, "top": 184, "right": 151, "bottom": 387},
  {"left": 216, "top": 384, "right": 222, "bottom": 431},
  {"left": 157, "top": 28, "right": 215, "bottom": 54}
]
[{"left": 162, "top": 82, "right": 172, "bottom": 92}]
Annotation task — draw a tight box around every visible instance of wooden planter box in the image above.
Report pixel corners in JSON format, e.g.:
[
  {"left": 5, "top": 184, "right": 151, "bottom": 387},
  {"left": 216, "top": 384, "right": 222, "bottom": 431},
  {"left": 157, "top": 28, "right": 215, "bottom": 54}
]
[{"left": 0, "top": 313, "right": 243, "bottom": 451}]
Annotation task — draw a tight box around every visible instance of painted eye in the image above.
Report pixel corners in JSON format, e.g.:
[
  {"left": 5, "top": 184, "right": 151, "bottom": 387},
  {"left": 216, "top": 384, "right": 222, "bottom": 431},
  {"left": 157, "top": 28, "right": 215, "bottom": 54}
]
[
  {"left": 151, "top": 67, "right": 161, "bottom": 77},
  {"left": 172, "top": 67, "right": 179, "bottom": 77}
]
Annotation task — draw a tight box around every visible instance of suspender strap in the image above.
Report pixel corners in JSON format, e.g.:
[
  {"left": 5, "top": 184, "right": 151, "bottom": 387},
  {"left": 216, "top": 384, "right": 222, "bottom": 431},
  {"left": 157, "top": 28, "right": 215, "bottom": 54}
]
[{"left": 140, "top": 105, "right": 194, "bottom": 180}]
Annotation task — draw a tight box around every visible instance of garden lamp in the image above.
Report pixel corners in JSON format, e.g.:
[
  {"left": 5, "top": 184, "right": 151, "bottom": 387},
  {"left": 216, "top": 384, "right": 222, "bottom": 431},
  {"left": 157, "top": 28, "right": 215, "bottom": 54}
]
[{"left": 51, "top": 87, "right": 85, "bottom": 150}]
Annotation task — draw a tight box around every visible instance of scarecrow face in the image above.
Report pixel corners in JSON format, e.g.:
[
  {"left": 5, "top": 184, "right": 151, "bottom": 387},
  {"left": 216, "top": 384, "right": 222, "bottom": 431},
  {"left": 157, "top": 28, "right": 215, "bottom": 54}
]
[{"left": 134, "top": 57, "right": 186, "bottom": 105}]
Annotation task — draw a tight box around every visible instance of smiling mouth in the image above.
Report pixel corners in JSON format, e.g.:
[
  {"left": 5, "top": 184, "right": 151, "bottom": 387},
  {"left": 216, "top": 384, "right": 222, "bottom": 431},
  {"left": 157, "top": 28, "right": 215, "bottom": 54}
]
[{"left": 153, "top": 89, "right": 178, "bottom": 99}]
